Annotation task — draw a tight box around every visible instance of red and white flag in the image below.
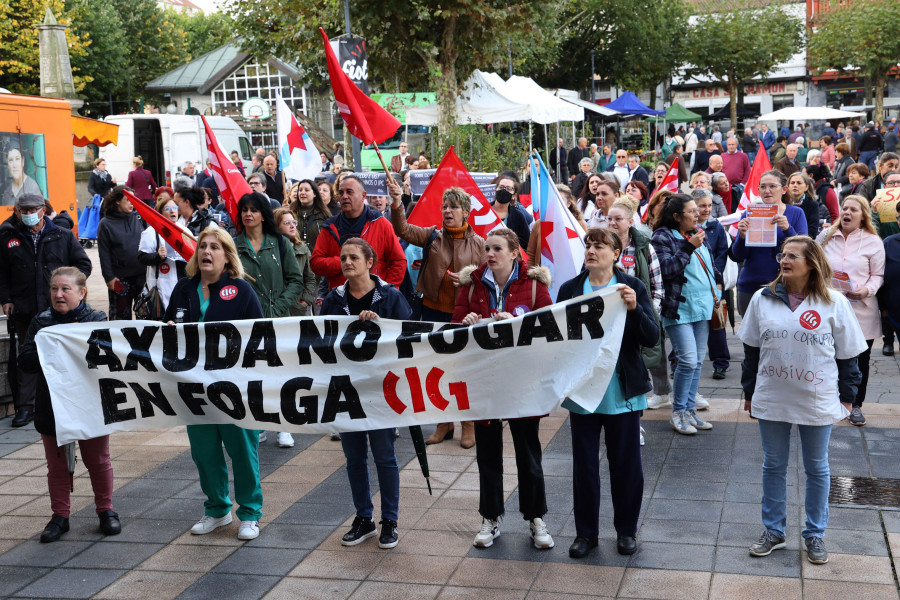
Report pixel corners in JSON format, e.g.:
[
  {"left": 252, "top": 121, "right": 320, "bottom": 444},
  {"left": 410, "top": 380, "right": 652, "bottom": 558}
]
[
  {"left": 659, "top": 161, "right": 680, "bottom": 193},
  {"left": 719, "top": 145, "right": 772, "bottom": 231},
  {"left": 276, "top": 93, "right": 321, "bottom": 182},
  {"left": 319, "top": 28, "right": 401, "bottom": 146},
  {"left": 201, "top": 115, "right": 251, "bottom": 228},
  {"left": 123, "top": 189, "right": 196, "bottom": 260},
  {"left": 407, "top": 146, "right": 505, "bottom": 239}
]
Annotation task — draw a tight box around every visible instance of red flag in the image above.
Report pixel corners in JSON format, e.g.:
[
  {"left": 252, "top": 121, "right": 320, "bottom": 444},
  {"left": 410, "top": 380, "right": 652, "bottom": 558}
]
[
  {"left": 408, "top": 147, "right": 505, "bottom": 240},
  {"left": 202, "top": 115, "right": 250, "bottom": 228},
  {"left": 319, "top": 28, "right": 401, "bottom": 145},
  {"left": 123, "top": 189, "right": 196, "bottom": 260}
]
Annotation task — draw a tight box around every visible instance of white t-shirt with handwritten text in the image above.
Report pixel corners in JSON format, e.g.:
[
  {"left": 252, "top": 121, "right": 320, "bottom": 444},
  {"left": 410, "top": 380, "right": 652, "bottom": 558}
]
[{"left": 739, "top": 288, "right": 867, "bottom": 425}]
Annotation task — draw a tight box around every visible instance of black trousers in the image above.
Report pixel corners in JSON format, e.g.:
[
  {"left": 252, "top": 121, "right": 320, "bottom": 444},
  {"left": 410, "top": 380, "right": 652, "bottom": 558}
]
[
  {"left": 11, "top": 314, "right": 37, "bottom": 412},
  {"left": 475, "top": 418, "right": 547, "bottom": 521},
  {"left": 570, "top": 410, "right": 644, "bottom": 539},
  {"left": 856, "top": 339, "right": 874, "bottom": 407},
  {"left": 883, "top": 314, "right": 895, "bottom": 346}
]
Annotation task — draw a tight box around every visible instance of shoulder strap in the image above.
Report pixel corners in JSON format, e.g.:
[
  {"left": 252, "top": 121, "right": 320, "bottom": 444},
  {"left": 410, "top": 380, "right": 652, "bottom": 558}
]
[
  {"left": 693, "top": 248, "right": 719, "bottom": 306},
  {"left": 420, "top": 228, "right": 440, "bottom": 270}
]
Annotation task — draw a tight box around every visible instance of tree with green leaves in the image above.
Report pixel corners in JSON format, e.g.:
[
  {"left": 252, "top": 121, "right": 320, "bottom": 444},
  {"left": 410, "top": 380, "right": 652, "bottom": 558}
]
[
  {"left": 65, "top": 0, "right": 129, "bottom": 113},
  {"left": 533, "top": 0, "right": 689, "bottom": 108},
  {"left": 0, "top": 0, "right": 89, "bottom": 95},
  {"left": 681, "top": 1, "right": 803, "bottom": 130},
  {"left": 225, "top": 0, "right": 560, "bottom": 136},
  {"left": 169, "top": 10, "right": 233, "bottom": 61},
  {"left": 807, "top": 0, "right": 900, "bottom": 122}
]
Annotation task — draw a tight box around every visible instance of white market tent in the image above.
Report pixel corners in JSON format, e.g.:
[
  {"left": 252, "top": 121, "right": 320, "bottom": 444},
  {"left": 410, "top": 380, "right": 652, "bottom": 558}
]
[
  {"left": 757, "top": 107, "right": 865, "bottom": 121},
  {"left": 405, "top": 70, "right": 534, "bottom": 126},
  {"left": 556, "top": 94, "right": 619, "bottom": 118},
  {"left": 405, "top": 70, "right": 586, "bottom": 126}
]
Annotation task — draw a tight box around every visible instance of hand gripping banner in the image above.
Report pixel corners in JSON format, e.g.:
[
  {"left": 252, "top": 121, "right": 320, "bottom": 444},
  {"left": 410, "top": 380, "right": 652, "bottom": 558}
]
[{"left": 37, "top": 289, "right": 626, "bottom": 445}]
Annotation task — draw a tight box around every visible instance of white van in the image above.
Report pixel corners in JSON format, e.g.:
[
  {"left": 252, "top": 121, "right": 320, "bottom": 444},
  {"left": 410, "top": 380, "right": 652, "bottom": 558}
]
[{"left": 99, "top": 115, "right": 254, "bottom": 187}]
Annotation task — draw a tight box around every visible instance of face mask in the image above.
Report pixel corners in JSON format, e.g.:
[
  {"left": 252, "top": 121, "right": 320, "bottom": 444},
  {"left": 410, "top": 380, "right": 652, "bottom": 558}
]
[
  {"left": 21, "top": 212, "right": 41, "bottom": 227},
  {"left": 495, "top": 189, "right": 513, "bottom": 204}
]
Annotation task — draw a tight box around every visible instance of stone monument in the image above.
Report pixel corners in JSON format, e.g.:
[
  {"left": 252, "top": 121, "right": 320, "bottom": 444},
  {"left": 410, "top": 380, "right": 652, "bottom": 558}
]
[{"left": 37, "top": 7, "right": 84, "bottom": 114}]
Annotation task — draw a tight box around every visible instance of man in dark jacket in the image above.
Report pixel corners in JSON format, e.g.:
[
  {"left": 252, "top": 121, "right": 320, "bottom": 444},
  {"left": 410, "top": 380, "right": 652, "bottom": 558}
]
[
  {"left": 549, "top": 139, "right": 568, "bottom": 182},
  {"left": 0, "top": 194, "right": 91, "bottom": 427},
  {"left": 858, "top": 121, "right": 884, "bottom": 170},
  {"left": 567, "top": 137, "right": 590, "bottom": 184},
  {"left": 261, "top": 155, "right": 284, "bottom": 203}
]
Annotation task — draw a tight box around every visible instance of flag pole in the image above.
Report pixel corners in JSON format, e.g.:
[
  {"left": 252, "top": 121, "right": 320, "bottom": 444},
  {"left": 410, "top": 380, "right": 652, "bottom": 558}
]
[
  {"left": 372, "top": 142, "right": 397, "bottom": 187},
  {"left": 281, "top": 171, "right": 288, "bottom": 205}
]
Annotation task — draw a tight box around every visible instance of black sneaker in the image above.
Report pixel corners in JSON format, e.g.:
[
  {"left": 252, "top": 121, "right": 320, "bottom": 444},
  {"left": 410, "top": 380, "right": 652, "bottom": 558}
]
[
  {"left": 849, "top": 406, "right": 866, "bottom": 426},
  {"left": 378, "top": 519, "right": 398, "bottom": 549},
  {"left": 883, "top": 344, "right": 895, "bottom": 356},
  {"left": 805, "top": 536, "right": 829, "bottom": 564},
  {"left": 713, "top": 367, "right": 727, "bottom": 380},
  {"left": 341, "top": 515, "right": 376, "bottom": 546}
]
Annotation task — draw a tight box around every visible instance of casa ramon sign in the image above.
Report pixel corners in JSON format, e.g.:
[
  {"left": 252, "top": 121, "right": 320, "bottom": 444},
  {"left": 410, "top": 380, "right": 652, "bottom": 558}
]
[{"left": 672, "top": 82, "right": 791, "bottom": 103}]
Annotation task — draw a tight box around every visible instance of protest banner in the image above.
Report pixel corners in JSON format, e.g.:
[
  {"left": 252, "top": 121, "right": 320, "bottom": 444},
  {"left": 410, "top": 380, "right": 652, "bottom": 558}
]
[
  {"left": 408, "top": 169, "right": 497, "bottom": 196},
  {"left": 37, "top": 289, "right": 626, "bottom": 445},
  {"left": 350, "top": 171, "right": 388, "bottom": 196}
]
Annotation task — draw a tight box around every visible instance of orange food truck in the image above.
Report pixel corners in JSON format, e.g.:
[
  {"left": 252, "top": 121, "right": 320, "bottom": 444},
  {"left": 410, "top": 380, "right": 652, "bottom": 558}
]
[{"left": 0, "top": 93, "right": 118, "bottom": 236}]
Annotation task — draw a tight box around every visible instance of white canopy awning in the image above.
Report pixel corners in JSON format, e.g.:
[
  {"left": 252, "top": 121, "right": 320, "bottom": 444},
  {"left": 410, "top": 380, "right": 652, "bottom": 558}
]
[
  {"left": 757, "top": 107, "right": 865, "bottom": 121},
  {"left": 502, "top": 76, "right": 584, "bottom": 124},
  {"left": 405, "top": 70, "right": 533, "bottom": 126},
  {"left": 405, "top": 70, "right": 587, "bottom": 126},
  {"left": 555, "top": 94, "right": 619, "bottom": 117}
]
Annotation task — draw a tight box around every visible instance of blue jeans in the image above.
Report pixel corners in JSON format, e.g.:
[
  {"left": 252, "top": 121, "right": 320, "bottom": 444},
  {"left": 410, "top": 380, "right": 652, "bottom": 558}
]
[
  {"left": 665, "top": 320, "right": 709, "bottom": 412},
  {"left": 340, "top": 429, "right": 399, "bottom": 522},
  {"left": 859, "top": 150, "right": 878, "bottom": 171},
  {"left": 758, "top": 419, "right": 832, "bottom": 539}
]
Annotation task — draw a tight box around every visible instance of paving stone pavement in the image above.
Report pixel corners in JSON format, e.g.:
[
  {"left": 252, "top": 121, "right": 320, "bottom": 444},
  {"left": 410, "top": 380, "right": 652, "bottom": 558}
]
[{"left": 1, "top": 250, "right": 900, "bottom": 598}]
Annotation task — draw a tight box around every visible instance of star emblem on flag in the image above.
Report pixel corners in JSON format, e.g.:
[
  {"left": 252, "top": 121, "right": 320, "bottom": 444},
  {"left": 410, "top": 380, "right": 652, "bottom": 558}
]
[{"left": 286, "top": 118, "right": 307, "bottom": 153}]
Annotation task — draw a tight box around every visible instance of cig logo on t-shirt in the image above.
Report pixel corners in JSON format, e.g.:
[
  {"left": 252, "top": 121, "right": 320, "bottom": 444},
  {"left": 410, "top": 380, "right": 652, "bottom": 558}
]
[{"left": 799, "top": 310, "right": 820, "bottom": 330}]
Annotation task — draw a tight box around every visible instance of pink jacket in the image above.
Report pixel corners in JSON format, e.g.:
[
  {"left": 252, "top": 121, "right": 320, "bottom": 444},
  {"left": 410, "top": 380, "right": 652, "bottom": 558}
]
[
  {"left": 820, "top": 144, "right": 836, "bottom": 170},
  {"left": 816, "top": 227, "right": 885, "bottom": 339}
]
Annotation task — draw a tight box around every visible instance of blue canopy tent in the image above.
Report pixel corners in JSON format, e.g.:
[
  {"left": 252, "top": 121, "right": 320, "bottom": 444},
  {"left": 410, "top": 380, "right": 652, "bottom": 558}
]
[{"left": 605, "top": 91, "right": 665, "bottom": 154}]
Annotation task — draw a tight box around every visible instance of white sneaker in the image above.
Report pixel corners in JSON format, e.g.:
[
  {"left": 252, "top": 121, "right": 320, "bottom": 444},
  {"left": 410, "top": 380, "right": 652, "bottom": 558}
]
[
  {"left": 694, "top": 394, "right": 710, "bottom": 410},
  {"left": 670, "top": 411, "right": 697, "bottom": 435},
  {"left": 646, "top": 394, "right": 672, "bottom": 410},
  {"left": 258, "top": 431, "right": 267, "bottom": 443},
  {"left": 686, "top": 409, "right": 713, "bottom": 431},
  {"left": 473, "top": 517, "right": 501, "bottom": 547},
  {"left": 530, "top": 517, "right": 555, "bottom": 549},
  {"left": 640, "top": 426, "right": 646, "bottom": 446},
  {"left": 238, "top": 520, "right": 260, "bottom": 540},
  {"left": 277, "top": 432, "right": 294, "bottom": 448},
  {"left": 190, "top": 513, "right": 233, "bottom": 535}
]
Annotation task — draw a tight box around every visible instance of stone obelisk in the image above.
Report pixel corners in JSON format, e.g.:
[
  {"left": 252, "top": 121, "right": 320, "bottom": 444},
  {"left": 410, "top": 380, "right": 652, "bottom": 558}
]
[{"left": 37, "top": 7, "right": 83, "bottom": 115}]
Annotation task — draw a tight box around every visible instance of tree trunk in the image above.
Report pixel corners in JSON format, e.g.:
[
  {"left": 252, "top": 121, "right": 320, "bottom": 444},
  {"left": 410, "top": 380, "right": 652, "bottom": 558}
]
[
  {"left": 728, "top": 78, "right": 738, "bottom": 132},
  {"left": 649, "top": 84, "right": 657, "bottom": 113},
  {"left": 874, "top": 72, "right": 886, "bottom": 125},
  {"left": 436, "top": 16, "right": 459, "bottom": 138},
  {"left": 864, "top": 76, "right": 873, "bottom": 106},
  {"left": 343, "top": 128, "right": 354, "bottom": 170}
]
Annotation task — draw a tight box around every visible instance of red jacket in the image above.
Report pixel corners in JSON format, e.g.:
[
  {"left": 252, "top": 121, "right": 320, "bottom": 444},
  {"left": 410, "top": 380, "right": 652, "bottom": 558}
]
[
  {"left": 452, "top": 261, "right": 552, "bottom": 322},
  {"left": 311, "top": 207, "right": 407, "bottom": 289}
]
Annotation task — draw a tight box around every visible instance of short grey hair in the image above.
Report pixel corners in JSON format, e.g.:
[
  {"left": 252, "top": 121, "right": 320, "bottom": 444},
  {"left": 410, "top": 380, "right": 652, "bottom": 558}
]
[
  {"left": 691, "top": 189, "right": 713, "bottom": 201},
  {"left": 711, "top": 172, "right": 729, "bottom": 187},
  {"left": 173, "top": 176, "right": 193, "bottom": 193},
  {"left": 182, "top": 161, "right": 194, "bottom": 170},
  {"left": 579, "top": 157, "right": 592, "bottom": 167}
]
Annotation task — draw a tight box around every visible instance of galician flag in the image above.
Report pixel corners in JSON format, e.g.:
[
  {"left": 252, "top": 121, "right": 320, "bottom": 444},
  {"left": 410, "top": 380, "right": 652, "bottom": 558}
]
[
  {"left": 276, "top": 93, "right": 320, "bottom": 182},
  {"left": 530, "top": 153, "right": 585, "bottom": 300},
  {"left": 719, "top": 143, "right": 772, "bottom": 233}
]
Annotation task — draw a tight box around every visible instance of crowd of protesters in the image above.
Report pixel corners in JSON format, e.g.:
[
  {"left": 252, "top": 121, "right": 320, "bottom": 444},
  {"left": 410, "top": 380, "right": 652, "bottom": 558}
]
[{"left": 1, "top": 116, "right": 897, "bottom": 566}]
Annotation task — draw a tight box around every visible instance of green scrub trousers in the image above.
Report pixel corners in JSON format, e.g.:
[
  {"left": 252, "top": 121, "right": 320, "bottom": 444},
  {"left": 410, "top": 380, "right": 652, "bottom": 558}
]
[{"left": 187, "top": 424, "right": 263, "bottom": 521}]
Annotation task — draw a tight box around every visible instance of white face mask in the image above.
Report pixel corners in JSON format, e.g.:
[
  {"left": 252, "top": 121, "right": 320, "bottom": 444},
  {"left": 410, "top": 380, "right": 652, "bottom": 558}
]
[{"left": 21, "top": 211, "right": 41, "bottom": 226}]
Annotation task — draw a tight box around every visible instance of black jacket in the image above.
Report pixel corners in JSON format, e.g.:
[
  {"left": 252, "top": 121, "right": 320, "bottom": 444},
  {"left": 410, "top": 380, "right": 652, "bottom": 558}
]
[
  {"left": 88, "top": 170, "right": 115, "bottom": 199},
  {"left": 0, "top": 216, "right": 92, "bottom": 318},
  {"left": 19, "top": 302, "right": 107, "bottom": 436},
  {"left": 878, "top": 233, "right": 900, "bottom": 324},
  {"left": 557, "top": 269, "right": 658, "bottom": 400},
  {"left": 496, "top": 202, "right": 532, "bottom": 249},
  {"left": 185, "top": 208, "right": 217, "bottom": 237},
  {"left": 97, "top": 210, "right": 145, "bottom": 282},
  {"left": 164, "top": 272, "right": 264, "bottom": 324},
  {"left": 321, "top": 274, "right": 412, "bottom": 320},
  {"left": 858, "top": 129, "right": 883, "bottom": 153}
]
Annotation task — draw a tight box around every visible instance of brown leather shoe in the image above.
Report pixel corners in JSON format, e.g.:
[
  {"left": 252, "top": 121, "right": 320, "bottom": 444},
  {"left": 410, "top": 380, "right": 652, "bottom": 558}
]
[
  {"left": 460, "top": 421, "right": 476, "bottom": 449},
  {"left": 425, "top": 422, "right": 454, "bottom": 445}
]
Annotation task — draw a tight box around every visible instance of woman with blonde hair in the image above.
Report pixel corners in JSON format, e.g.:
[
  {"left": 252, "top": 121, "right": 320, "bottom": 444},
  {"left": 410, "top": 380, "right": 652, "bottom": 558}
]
[
  {"left": 164, "top": 226, "right": 265, "bottom": 542},
  {"left": 741, "top": 236, "right": 866, "bottom": 565},
  {"left": 816, "top": 195, "right": 884, "bottom": 425},
  {"left": 124, "top": 156, "right": 157, "bottom": 204}
]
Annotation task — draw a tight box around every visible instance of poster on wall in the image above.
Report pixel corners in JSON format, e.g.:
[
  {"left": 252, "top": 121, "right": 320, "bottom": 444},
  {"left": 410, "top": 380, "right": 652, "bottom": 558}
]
[{"left": 0, "top": 133, "right": 48, "bottom": 207}]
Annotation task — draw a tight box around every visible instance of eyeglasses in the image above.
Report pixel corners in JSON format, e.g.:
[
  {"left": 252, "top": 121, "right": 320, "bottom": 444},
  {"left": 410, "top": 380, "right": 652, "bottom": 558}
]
[
  {"left": 281, "top": 220, "right": 297, "bottom": 227},
  {"left": 496, "top": 185, "right": 515, "bottom": 193},
  {"left": 885, "top": 179, "right": 900, "bottom": 187},
  {"left": 20, "top": 207, "right": 43, "bottom": 215},
  {"left": 776, "top": 253, "right": 804, "bottom": 262},
  {"left": 249, "top": 181, "right": 264, "bottom": 187}
]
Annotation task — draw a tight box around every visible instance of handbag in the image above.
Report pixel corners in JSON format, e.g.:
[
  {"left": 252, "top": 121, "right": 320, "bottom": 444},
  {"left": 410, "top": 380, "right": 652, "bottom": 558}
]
[
  {"left": 694, "top": 248, "right": 727, "bottom": 330},
  {"left": 134, "top": 234, "right": 165, "bottom": 320}
]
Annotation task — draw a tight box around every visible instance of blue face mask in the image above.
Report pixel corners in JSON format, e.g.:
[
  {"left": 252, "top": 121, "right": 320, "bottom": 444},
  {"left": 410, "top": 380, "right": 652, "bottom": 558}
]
[{"left": 21, "top": 212, "right": 41, "bottom": 227}]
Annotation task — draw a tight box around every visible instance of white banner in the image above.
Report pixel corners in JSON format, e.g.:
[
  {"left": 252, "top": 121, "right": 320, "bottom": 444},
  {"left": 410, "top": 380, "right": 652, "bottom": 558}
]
[{"left": 37, "top": 289, "right": 626, "bottom": 445}]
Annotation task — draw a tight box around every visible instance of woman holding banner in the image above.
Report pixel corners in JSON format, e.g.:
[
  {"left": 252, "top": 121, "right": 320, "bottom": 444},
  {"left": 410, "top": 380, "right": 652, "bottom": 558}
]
[
  {"left": 558, "top": 228, "right": 658, "bottom": 558},
  {"left": 321, "top": 238, "right": 410, "bottom": 550},
  {"left": 235, "top": 192, "right": 304, "bottom": 449},
  {"left": 388, "top": 182, "right": 485, "bottom": 447},
  {"left": 164, "top": 226, "right": 265, "bottom": 541},
  {"left": 19, "top": 267, "right": 121, "bottom": 544},
  {"left": 452, "top": 228, "right": 555, "bottom": 551}
]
